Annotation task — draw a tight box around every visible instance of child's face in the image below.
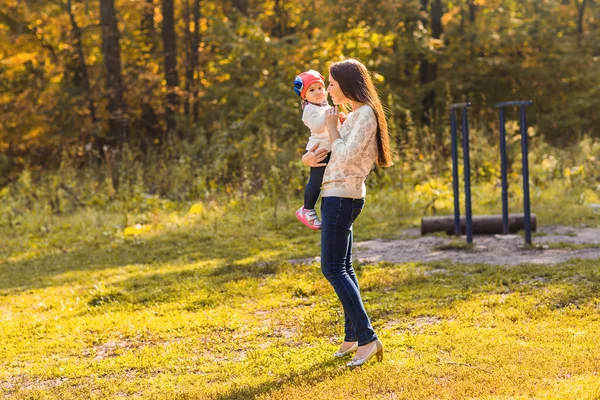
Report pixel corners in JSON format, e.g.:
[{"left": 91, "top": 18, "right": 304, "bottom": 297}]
[{"left": 304, "top": 82, "right": 326, "bottom": 104}]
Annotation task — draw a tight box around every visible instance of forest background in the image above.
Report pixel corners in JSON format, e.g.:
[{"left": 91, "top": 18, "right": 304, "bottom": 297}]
[
  {"left": 1, "top": 0, "right": 599, "bottom": 219},
  {"left": 3, "top": 1, "right": 600, "bottom": 398}
]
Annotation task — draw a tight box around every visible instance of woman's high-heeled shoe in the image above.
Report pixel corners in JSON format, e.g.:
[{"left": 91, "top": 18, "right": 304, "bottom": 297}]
[
  {"left": 333, "top": 342, "right": 358, "bottom": 358},
  {"left": 346, "top": 340, "right": 383, "bottom": 367}
]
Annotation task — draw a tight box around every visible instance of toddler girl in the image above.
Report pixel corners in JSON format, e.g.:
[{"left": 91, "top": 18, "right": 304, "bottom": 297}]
[{"left": 293, "top": 70, "right": 345, "bottom": 230}]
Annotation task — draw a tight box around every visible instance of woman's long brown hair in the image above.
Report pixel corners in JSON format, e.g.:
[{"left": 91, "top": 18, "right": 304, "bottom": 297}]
[{"left": 329, "top": 59, "right": 393, "bottom": 167}]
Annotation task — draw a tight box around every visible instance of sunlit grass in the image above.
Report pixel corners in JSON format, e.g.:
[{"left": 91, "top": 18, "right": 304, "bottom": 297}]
[{"left": 1, "top": 187, "right": 600, "bottom": 399}]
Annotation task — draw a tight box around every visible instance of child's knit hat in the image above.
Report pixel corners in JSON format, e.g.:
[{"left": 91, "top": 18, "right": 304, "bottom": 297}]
[{"left": 293, "top": 70, "right": 325, "bottom": 99}]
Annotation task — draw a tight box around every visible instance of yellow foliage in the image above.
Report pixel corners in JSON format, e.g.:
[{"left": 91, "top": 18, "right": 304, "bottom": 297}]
[
  {"left": 570, "top": 165, "right": 585, "bottom": 176},
  {"left": 123, "top": 223, "right": 152, "bottom": 236},
  {"left": 373, "top": 73, "right": 385, "bottom": 83},
  {"left": 0, "top": 52, "right": 37, "bottom": 66},
  {"left": 541, "top": 157, "right": 557, "bottom": 171},
  {"left": 216, "top": 73, "right": 231, "bottom": 83},
  {"left": 23, "top": 127, "right": 44, "bottom": 141},
  {"left": 582, "top": 188, "right": 599, "bottom": 204},
  {"left": 188, "top": 203, "right": 204, "bottom": 215}
]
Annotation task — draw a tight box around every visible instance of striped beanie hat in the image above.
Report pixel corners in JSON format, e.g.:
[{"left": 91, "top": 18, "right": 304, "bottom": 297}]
[{"left": 293, "top": 70, "right": 325, "bottom": 99}]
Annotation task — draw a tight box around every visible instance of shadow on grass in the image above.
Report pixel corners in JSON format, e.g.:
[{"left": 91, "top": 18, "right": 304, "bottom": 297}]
[
  {"left": 0, "top": 223, "right": 311, "bottom": 293},
  {"left": 214, "top": 357, "right": 347, "bottom": 400},
  {"left": 0, "top": 232, "right": 204, "bottom": 291},
  {"left": 208, "top": 260, "right": 600, "bottom": 400},
  {"left": 39, "top": 248, "right": 600, "bottom": 320},
  {"left": 78, "top": 259, "right": 300, "bottom": 311}
]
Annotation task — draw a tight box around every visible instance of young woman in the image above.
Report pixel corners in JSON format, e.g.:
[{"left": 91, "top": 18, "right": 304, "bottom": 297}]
[{"left": 302, "top": 59, "right": 393, "bottom": 367}]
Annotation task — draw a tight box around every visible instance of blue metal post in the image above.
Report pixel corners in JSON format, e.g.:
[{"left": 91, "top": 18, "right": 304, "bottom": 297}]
[
  {"left": 450, "top": 109, "right": 461, "bottom": 236},
  {"left": 520, "top": 105, "right": 532, "bottom": 245},
  {"left": 499, "top": 107, "right": 509, "bottom": 234},
  {"left": 461, "top": 107, "right": 473, "bottom": 244},
  {"left": 495, "top": 100, "right": 533, "bottom": 245}
]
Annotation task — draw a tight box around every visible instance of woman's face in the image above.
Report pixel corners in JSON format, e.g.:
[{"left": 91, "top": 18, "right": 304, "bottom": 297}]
[{"left": 327, "top": 75, "right": 347, "bottom": 105}]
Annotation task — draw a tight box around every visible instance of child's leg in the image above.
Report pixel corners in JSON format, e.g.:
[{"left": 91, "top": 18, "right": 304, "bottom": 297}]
[{"left": 304, "top": 152, "right": 331, "bottom": 209}]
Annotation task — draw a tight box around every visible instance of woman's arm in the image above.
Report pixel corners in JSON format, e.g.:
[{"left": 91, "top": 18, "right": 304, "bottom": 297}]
[{"left": 326, "top": 106, "right": 377, "bottom": 160}]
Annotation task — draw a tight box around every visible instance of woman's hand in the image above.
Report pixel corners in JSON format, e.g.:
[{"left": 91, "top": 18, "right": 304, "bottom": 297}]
[
  {"left": 302, "top": 143, "right": 328, "bottom": 167},
  {"left": 325, "top": 106, "right": 342, "bottom": 142},
  {"left": 325, "top": 106, "right": 339, "bottom": 131},
  {"left": 338, "top": 112, "right": 347, "bottom": 124}
]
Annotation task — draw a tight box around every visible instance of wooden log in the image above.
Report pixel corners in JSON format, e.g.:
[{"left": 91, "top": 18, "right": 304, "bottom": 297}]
[{"left": 421, "top": 214, "right": 537, "bottom": 235}]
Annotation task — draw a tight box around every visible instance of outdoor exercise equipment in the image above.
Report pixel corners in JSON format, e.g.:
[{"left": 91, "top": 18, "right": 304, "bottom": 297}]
[{"left": 421, "top": 100, "right": 536, "bottom": 245}]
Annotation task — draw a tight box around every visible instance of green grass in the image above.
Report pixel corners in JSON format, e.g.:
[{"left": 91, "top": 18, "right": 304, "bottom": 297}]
[
  {"left": 433, "top": 241, "right": 474, "bottom": 251},
  {"left": 1, "top": 192, "right": 600, "bottom": 399},
  {"left": 537, "top": 242, "right": 600, "bottom": 250}
]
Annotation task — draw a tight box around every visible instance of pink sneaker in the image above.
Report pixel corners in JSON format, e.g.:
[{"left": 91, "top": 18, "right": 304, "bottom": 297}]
[{"left": 296, "top": 207, "right": 321, "bottom": 230}]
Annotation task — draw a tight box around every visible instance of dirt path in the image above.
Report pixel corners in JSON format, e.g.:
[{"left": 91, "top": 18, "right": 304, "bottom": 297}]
[
  {"left": 353, "top": 225, "right": 600, "bottom": 266},
  {"left": 294, "top": 225, "right": 600, "bottom": 266}
]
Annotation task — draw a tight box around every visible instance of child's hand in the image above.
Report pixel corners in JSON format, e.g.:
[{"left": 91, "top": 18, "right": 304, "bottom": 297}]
[
  {"left": 338, "top": 112, "right": 347, "bottom": 124},
  {"left": 325, "top": 106, "right": 339, "bottom": 131}
]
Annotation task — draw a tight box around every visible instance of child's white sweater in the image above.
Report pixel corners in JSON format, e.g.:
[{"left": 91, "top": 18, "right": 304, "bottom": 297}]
[{"left": 302, "top": 103, "right": 332, "bottom": 152}]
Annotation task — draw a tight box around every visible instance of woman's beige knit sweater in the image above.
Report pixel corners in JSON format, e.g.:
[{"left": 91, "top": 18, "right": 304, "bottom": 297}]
[{"left": 321, "top": 104, "right": 378, "bottom": 199}]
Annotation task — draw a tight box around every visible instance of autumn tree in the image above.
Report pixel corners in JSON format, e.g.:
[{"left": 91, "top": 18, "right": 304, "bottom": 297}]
[{"left": 162, "top": 0, "right": 179, "bottom": 135}]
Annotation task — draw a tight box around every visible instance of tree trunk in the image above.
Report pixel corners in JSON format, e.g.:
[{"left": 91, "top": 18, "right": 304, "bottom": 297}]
[
  {"left": 192, "top": 0, "right": 201, "bottom": 123},
  {"left": 271, "top": 0, "right": 286, "bottom": 37},
  {"left": 183, "top": 0, "right": 192, "bottom": 124},
  {"left": 419, "top": 0, "right": 443, "bottom": 127},
  {"left": 162, "top": 0, "right": 179, "bottom": 134},
  {"left": 99, "top": 0, "right": 128, "bottom": 146},
  {"left": 65, "top": 1, "right": 96, "bottom": 122},
  {"left": 140, "top": 0, "right": 161, "bottom": 142},
  {"left": 64, "top": 0, "right": 102, "bottom": 160},
  {"left": 232, "top": 0, "right": 247, "bottom": 15},
  {"left": 141, "top": 0, "right": 155, "bottom": 46},
  {"left": 467, "top": 0, "right": 477, "bottom": 23},
  {"left": 575, "top": 0, "right": 586, "bottom": 46},
  {"left": 99, "top": 0, "right": 128, "bottom": 190},
  {"left": 431, "top": 0, "right": 443, "bottom": 38}
]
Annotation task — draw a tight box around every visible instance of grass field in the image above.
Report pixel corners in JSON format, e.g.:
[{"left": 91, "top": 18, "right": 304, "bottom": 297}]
[{"left": 1, "top": 189, "right": 600, "bottom": 399}]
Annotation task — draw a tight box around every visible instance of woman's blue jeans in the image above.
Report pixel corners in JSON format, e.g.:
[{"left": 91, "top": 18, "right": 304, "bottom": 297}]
[{"left": 320, "top": 196, "right": 378, "bottom": 346}]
